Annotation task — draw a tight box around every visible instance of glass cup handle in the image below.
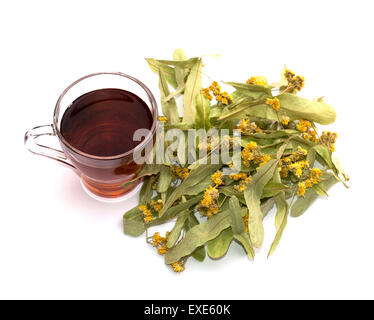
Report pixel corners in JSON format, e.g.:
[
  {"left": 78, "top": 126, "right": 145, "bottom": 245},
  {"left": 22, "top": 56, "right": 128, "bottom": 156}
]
[{"left": 24, "top": 124, "right": 77, "bottom": 172}]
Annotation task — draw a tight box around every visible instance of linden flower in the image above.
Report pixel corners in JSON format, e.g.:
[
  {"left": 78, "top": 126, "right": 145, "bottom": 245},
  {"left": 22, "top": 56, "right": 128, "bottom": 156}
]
[
  {"left": 310, "top": 168, "right": 323, "bottom": 184},
  {"left": 241, "top": 141, "right": 259, "bottom": 166},
  {"left": 206, "top": 206, "right": 219, "bottom": 218},
  {"left": 257, "top": 154, "right": 272, "bottom": 168},
  {"left": 266, "top": 97, "right": 280, "bottom": 111},
  {"left": 319, "top": 131, "right": 338, "bottom": 152},
  {"left": 157, "top": 245, "right": 168, "bottom": 255},
  {"left": 284, "top": 69, "right": 305, "bottom": 92},
  {"left": 284, "top": 69, "right": 295, "bottom": 82},
  {"left": 229, "top": 172, "right": 247, "bottom": 181},
  {"left": 158, "top": 116, "right": 168, "bottom": 123},
  {"left": 237, "top": 119, "right": 262, "bottom": 134},
  {"left": 152, "top": 232, "right": 166, "bottom": 247},
  {"left": 305, "top": 179, "right": 313, "bottom": 188},
  {"left": 171, "top": 262, "right": 185, "bottom": 273},
  {"left": 171, "top": 165, "right": 190, "bottom": 180},
  {"left": 139, "top": 205, "right": 153, "bottom": 223},
  {"left": 288, "top": 160, "right": 309, "bottom": 178},
  {"left": 246, "top": 76, "right": 268, "bottom": 86},
  {"left": 297, "top": 182, "right": 307, "bottom": 197},
  {"left": 203, "top": 81, "right": 232, "bottom": 105},
  {"left": 234, "top": 176, "right": 253, "bottom": 192},
  {"left": 211, "top": 170, "right": 224, "bottom": 186},
  {"left": 200, "top": 185, "right": 219, "bottom": 208},
  {"left": 280, "top": 166, "right": 288, "bottom": 178},
  {"left": 281, "top": 116, "right": 290, "bottom": 126},
  {"left": 150, "top": 199, "right": 163, "bottom": 213},
  {"left": 296, "top": 120, "right": 311, "bottom": 132},
  {"left": 202, "top": 88, "right": 213, "bottom": 100}
]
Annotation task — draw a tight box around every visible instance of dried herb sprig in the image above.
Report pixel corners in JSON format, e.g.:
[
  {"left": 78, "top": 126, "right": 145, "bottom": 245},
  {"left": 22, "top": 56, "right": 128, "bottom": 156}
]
[{"left": 123, "top": 49, "right": 349, "bottom": 273}]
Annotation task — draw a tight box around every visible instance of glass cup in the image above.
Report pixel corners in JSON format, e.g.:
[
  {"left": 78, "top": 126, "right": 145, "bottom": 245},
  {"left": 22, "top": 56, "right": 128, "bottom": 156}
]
[{"left": 24, "top": 72, "right": 158, "bottom": 202}]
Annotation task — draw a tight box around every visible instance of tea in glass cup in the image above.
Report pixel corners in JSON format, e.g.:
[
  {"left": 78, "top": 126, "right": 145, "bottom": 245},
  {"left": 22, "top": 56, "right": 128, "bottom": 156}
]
[{"left": 25, "top": 72, "right": 158, "bottom": 202}]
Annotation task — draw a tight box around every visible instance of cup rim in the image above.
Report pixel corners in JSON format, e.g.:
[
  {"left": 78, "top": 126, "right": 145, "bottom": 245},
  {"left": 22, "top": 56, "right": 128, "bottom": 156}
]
[{"left": 53, "top": 72, "right": 158, "bottom": 160}]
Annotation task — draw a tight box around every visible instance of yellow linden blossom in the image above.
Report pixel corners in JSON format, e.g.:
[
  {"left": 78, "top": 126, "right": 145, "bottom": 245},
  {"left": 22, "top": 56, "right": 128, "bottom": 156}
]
[
  {"left": 319, "top": 131, "right": 337, "bottom": 152},
  {"left": 289, "top": 147, "right": 308, "bottom": 162},
  {"left": 305, "top": 179, "right": 313, "bottom": 188},
  {"left": 158, "top": 116, "right": 168, "bottom": 123},
  {"left": 284, "top": 69, "right": 295, "bottom": 82},
  {"left": 229, "top": 172, "right": 247, "bottom": 181},
  {"left": 241, "top": 141, "right": 259, "bottom": 166},
  {"left": 310, "top": 168, "right": 322, "bottom": 184},
  {"left": 139, "top": 205, "right": 147, "bottom": 211},
  {"left": 150, "top": 232, "right": 170, "bottom": 255},
  {"left": 297, "top": 182, "right": 307, "bottom": 197},
  {"left": 171, "top": 165, "right": 190, "bottom": 180},
  {"left": 206, "top": 206, "right": 219, "bottom": 218},
  {"left": 202, "top": 88, "right": 213, "bottom": 100},
  {"left": 203, "top": 81, "right": 232, "bottom": 105},
  {"left": 246, "top": 76, "right": 268, "bottom": 86},
  {"left": 211, "top": 170, "right": 224, "bottom": 186},
  {"left": 288, "top": 160, "right": 309, "bottom": 178},
  {"left": 152, "top": 232, "right": 167, "bottom": 247},
  {"left": 237, "top": 119, "right": 262, "bottom": 134},
  {"left": 150, "top": 199, "right": 163, "bottom": 213},
  {"left": 296, "top": 119, "right": 311, "bottom": 132},
  {"left": 139, "top": 205, "right": 153, "bottom": 223},
  {"left": 284, "top": 69, "right": 305, "bottom": 92},
  {"left": 266, "top": 97, "right": 280, "bottom": 111},
  {"left": 158, "top": 245, "right": 168, "bottom": 255},
  {"left": 281, "top": 116, "right": 290, "bottom": 126},
  {"left": 234, "top": 176, "right": 253, "bottom": 192},
  {"left": 200, "top": 185, "right": 219, "bottom": 208},
  {"left": 171, "top": 262, "right": 185, "bottom": 273},
  {"left": 243, "top": 212, "right": 249, "bottom": 233},
  {"left": 257, "top": 154, "right": 271, "bottom": 168},
  {"left": 280, "top": 166, "right": 288, "bottom": 178}
]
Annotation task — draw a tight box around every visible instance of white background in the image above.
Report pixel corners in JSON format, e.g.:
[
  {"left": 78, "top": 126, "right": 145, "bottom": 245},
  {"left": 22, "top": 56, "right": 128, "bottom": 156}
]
[{"left": 1, "top": 0, "right": 373, "bottom": 300}]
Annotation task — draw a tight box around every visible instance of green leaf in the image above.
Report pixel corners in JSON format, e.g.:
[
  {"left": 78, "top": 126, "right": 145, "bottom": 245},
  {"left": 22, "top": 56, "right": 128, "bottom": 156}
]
[
  {"left": 139, "top": 176, "right": 153, "bottom": 204},
  {"left": 158, "top": 69, "right": 180, "bottom": 124},
  {"left": 229, "top": 196, "right": 254, "bottom": 259},
  {"left": 173, "top": 48, "right": 188, "bottom": 88},
  {"left": 149, "top": 195, "right": 201, "bottom": 227},
  {"left": 307, "top": 147, "right": 316, "bottom": 167},
  {"left": 291, "top": 174, "right": 338, "bottom": 217},
  {"left": 123, "top": 206, "right": 145, "bottom": 237},
  {"left": 159, "top": 162, "right": 222, "bottom": 217},
  {"left": 167, "top": 209, "right": 188, "bottom": 248},
  {"left": 157, "top": 165, "right": 172, "bottom": 194},
  {"left": 262, "top": 181, "right": 289, "bottom": 198},
  {"left": 183, "top": 213, "right": 206, "bottom": 262},
  {"left": 268, "top": 170, "right": 290, "bottom": 257},
  {"left": 184, "top": 175, "right": 213, "bottom": 196},
  {"left": 195, "top": 92, "right": 211, "bottom": 130},
  {"left": 226, "top": 82, "right": 273, "bottom": 96},
  {"left": 207, "top": 228, "right": 233, "bottom": 259},
  {"left": 278, "top": 93, "right": 336, "bottom": 125},
  {"left": 121, "top": 164, "right": 161, "bottom": 187},
  {"left": 244, "top": 159, "right": 278, "bottom": 248},
  {"left": 165, "top": 208, "right": 245, "bottom": 264},
  {"left": 183, "top": 58, "right": 202, "bottom": 123},
  {"left": 312, "top": 145, "right": 334, "bottom": 169},
  {"left": 331, "top": 154, "right": 350, "bottom": 182},
  {"left": 145, "top": 58, "right": 177, "bottom": 89}
]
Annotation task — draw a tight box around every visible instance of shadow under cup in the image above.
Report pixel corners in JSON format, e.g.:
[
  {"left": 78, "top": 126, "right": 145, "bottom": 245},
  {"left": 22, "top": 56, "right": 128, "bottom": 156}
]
[{"left": 25, "top": 72, "right": 158, "bottom": 202}]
